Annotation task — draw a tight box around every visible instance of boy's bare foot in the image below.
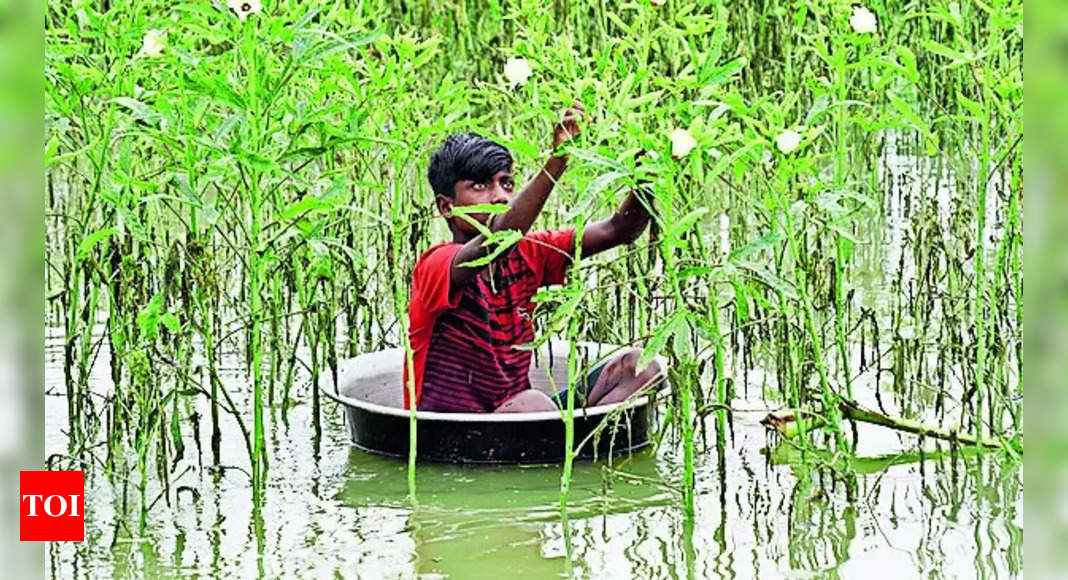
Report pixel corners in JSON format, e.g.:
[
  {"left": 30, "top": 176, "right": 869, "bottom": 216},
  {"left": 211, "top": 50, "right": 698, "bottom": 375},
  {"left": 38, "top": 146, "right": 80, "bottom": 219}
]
[{"left": 586, "top": 348, "right": 663, "bottom": 407}]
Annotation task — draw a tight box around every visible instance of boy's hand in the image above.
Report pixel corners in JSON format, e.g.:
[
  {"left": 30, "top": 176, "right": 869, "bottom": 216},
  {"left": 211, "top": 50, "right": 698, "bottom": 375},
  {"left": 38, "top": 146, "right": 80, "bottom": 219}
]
[{"left": 552, "top": 100, "right": 585, "bottom": 157}]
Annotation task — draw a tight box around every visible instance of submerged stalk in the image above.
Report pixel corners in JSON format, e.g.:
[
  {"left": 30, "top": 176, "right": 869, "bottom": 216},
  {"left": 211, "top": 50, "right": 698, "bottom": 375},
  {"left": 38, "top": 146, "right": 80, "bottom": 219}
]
[{"left": 559, "top": 218, "right": 586, "bottom": 511}]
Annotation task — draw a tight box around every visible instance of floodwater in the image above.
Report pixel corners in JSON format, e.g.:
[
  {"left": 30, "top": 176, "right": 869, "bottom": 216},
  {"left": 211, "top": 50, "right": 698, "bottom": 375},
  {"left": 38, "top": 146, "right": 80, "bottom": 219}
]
[
  {"left": 43, "top": 349, "right": 1023, "bottom": 578},
  {"left": 44, "top": 152, "right": 1022, "bottom": 579}
]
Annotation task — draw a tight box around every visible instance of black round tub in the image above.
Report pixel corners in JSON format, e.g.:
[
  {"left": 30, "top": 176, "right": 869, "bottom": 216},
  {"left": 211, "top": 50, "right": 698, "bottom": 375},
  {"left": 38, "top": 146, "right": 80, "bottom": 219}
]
[{"left": 318, "top": 341, "right": 667, "bottom": 464}]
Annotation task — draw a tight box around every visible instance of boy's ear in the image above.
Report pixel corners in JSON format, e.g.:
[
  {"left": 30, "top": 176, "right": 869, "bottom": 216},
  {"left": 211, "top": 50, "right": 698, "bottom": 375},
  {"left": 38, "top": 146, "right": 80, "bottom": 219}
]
[{"left": 435, "top": 195, "right": 453, "bottom": 219}]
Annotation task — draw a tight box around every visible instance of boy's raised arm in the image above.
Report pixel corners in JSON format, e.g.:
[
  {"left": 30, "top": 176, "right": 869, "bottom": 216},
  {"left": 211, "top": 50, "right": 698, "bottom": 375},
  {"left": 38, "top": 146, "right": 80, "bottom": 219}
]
[
  {"left": 581, "top": 181, "right": 655, "bottom": 257},
  {"left": 449, "top": 101, "right": 585, "bottom": 290}
]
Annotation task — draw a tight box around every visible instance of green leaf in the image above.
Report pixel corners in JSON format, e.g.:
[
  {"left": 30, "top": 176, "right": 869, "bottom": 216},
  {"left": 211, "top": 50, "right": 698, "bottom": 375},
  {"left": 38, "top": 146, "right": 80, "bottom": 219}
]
[
  {"left": 606, "top": 12, "right": 637, "bottom": 36},
  {"left": 568, "top": 148, "right": 628, "bottom": 172},
  {"left": 308, "top": 241, "right": 334, "bottom": 281},
  {"left": 708, "top": 142, "right": 757, "bottom": 181},
  {"left": 639, "top": 310, "right": 686, "bottom": 370},
  {"left": 281, "top": 195, "right": 338, "bottom": 222},
  {"left": 666, "top": 207, "right": 710, "bottom": 241},
  {"left": 137, "top": 292, "right": 164, "bottom": 343},
  {"left": 170, "top": 395, "right": 184, "bottom": 459},
  {"left": 895, "top": 46, "right": 918, "bottom": 82},
  {"left": 451, "top": 204, "right": 511, "bottom": 239},
  {"left": 812, "top": 191, "right": 849, "bottom": 215},
  {"left": 691, "top": 314, "right": 720, "bottom": 344},
  {"left": 957, "top": 92, "right": 985, "bottom": 120},
  {"left": 117, "top": 204, "right": 148, "bottom": 240},
  {"left": 235, "top": 147, "right": 279, "bottom": 173},
  {"left": 537, "top": 290, "right": 584, "bottom": 339},
  {"left": 700, "top": 57, "right": 746, "bottom": 87},
  {"left": 458, "top": 229, "right": 523, "bottom": 268},
  {"left": 452, "top": 212, "right": 493, "bottom": 238},
  {"left": 170, "top": 172, "right": 202, "bottom": 208},
  {"left": 678, "top": 265, "right": 713, "bottom": 281},
  {"left": 623, "top": 91, "right": 664, "bottom": 109},
  {"left": 213, "top": 113, "right": 243, "bottom": 145},
  {"left": 804, "top": 95, "right": 831, "bottom": 125},
  {"left": 44, "top": 134, "right": 60, "bottom": 166},
  {"left": 888, "top": 93, "right": 935, "bottom": 144},
  {"left": 584, "top": 170, "right": 629, "bottom": 200},
  {"left": 672, "top": 315, "right": 694, "bottom": 360},
  {"left": 451, "top": 203, "right": 511, "bottom": 216},
  {"left": 739, "top": 264, "right": 798, "bottom": 300},
  {"left": 76, "top": 228, "right": 119, "bottom": 262},
  {"left": 922, "top": 40, "right": 975, "bottom": 66},
  {"left": 828, "top": 223, "right": 859, "bottom": 245},
  {"left": 182, "top": 73, "right": 246, "bottom": 110},
  {"left": 109, "top": 97, "right": 161, "bottom": 126},
  {"left": 729, "top": 230, "right": 782, "bottom": 263},
  {"left": 732, "top": 277, "right": 750, "bottom": 323},
  {"left": 500, "top": 138, "right": 539, "bottom": 160},
  {"left": 293, "top": 29, "right": 385, "bottom": 65},
  {"left": 161, "top": 313, "right": 181, "bottom": 333}
]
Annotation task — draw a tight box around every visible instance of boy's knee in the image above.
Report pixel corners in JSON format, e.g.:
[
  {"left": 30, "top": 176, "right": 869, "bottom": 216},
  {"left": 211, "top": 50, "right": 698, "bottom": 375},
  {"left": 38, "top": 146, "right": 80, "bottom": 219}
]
[{"left": 495, "top": 389, "right": 557, "bottom": 413}]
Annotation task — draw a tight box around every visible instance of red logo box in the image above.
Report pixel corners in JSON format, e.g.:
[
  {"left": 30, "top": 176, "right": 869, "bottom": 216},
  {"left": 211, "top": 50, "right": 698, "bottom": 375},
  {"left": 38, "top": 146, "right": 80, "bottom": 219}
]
[{"left": 20, "top": 471, "right": 84, "bottom": 541}]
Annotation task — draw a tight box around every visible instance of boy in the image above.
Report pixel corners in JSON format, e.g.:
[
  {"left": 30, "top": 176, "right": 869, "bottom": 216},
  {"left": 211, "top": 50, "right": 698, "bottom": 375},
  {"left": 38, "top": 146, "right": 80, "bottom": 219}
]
[{"left": 406, "top": 101, "right": 661, "bottom": 413}]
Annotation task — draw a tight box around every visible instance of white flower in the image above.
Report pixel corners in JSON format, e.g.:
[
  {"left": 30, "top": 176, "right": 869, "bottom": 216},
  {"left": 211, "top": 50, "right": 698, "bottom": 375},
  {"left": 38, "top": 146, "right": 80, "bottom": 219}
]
[
  {"left": 669, "top": 129, "right": 697, "bottom": 158},
  {"left": 228, "top": 0, "right": 263, "bottom": 20},
  {"left": 503, "top": 57, "right": 532, "bottom": 87},
  {"left": 651, "top": 0, "right": 666, "bottom": 5},
  {"left": 850, "top": 6, "right": 878, "bottom": 34},
  {"left": 137, "top": 29, "right": 166, "bottom": 57},
  {"left": 775, "top": 129, "right": 801, "bottom": 154}
]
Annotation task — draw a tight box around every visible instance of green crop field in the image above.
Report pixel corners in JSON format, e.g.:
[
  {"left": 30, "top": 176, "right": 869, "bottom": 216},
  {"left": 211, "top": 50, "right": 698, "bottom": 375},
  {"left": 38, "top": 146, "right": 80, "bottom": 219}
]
[{"left": 45, "top": 0, "right": 1022, "bottom": 576}]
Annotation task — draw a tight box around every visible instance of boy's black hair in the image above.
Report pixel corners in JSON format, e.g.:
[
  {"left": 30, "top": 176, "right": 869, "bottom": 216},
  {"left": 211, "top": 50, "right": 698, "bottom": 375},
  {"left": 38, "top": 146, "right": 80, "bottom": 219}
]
[{"left": 427, "top": 133, "right": 513, "bottom": 200}]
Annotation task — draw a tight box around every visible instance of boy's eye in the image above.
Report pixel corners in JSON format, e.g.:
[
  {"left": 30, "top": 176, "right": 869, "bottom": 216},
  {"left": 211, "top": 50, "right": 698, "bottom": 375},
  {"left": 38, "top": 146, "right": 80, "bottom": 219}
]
[
  {"left": 472, "top": 182, "right": 487, "bottom": 190},
  {"left": 502, "top": 180, "right": 515, "bottom": 190}
]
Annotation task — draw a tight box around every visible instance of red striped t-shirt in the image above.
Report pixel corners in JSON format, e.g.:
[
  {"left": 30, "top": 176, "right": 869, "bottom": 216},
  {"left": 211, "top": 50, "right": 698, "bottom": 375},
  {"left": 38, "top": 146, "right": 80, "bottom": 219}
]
[{"left": 404, "top": 229, "right": 575, "bottom": 411}]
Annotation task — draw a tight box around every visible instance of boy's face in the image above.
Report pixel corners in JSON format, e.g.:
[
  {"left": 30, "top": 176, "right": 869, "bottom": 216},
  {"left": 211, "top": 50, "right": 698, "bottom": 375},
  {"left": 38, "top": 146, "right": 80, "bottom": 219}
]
[{"left": 437, "top": 169, "right": 516, "bottom": 236}]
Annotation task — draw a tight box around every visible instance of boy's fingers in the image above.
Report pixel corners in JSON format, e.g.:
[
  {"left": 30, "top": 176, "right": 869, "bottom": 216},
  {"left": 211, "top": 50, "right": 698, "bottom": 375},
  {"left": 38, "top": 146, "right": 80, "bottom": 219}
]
[{"left": 562, "top": 103, "right": 584, "bottom": 117}]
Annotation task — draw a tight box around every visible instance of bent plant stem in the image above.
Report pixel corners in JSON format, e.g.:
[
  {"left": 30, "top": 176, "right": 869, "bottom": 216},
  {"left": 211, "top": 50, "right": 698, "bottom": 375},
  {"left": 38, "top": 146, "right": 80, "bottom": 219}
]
[
  {"left": 763, "top": 399, "right": 1009, "bottom": 450},
  {"left": 840, "top": 399, "right": 1005, "bottom": 449}
]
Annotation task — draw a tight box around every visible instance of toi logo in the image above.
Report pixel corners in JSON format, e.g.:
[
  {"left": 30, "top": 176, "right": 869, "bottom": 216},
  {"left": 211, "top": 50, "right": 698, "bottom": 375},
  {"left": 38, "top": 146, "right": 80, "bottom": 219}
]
[{"left": 20, "top": 471, "right": 84, "bottom": 541}]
